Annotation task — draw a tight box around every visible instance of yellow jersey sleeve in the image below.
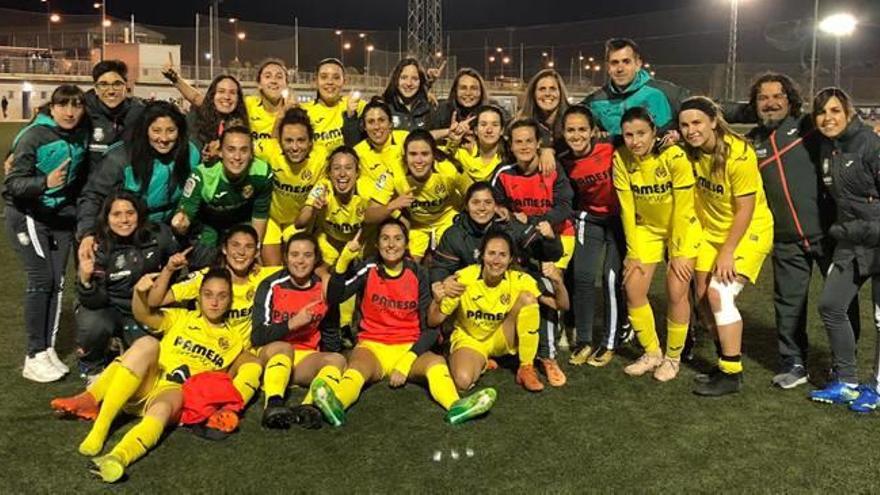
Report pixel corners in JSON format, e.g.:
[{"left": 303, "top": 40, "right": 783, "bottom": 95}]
[
  {"left": 511, "top": 270, "right": 542, "bottom": 298},
  {"left": 728, "top": 144, "right": 760, "bottom": 197},
  {"left": 158, "top": 307, "right": 191, "bottom": 335},
  {"left": 170, "top": 269, "right": 205, "bottom": 303},
  {"left": 613, "top": 151, "right": 640, "bottom": 259}
]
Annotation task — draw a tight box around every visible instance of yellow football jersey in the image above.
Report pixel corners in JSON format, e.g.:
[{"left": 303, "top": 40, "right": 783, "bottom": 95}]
[
  {"left": 304, "top": 178, "right": 370, "bottom": 243},
  {"left": 449, "top": 145, "right": 503, "bottom": 182},
  {"left": 692, "top": 135, "right": 774, "bottom": 243},
  {"left": 372, "top": 159, "right": 471, "bottom": 227},
  {"left": 353, "top": 130, "right": 409, "bottom": 199},
  {"left": 245, "top": 94, "right": 283, "bottom": 156},
  {"left": 156, "top": 308, "right": 244, "bottom": 376},
  {"left": 301, "top": 96, "right": 367, "bottom": 151},
  {"left": 170, "top": 265, "right": 282, "bottom": 349},
  {"left": 440, "top": 265, "right": 542, "bottom": 341},
  {"left": 256, "top": 140, "right": 329, "bottom": 224}
]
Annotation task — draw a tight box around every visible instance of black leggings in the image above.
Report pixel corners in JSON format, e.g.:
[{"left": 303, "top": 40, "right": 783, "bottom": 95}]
[
  {"left": 5, "top": 208, "right": 72, "bottom": 356},
  {"left": 568, "top": 215, "right": 626, "bottom": 350},
  {"left": 75, "top": 305, "right": 150, "bottom": 374}
]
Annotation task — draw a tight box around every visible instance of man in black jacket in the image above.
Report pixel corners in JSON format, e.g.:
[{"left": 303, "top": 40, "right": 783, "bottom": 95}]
[
  {"left": 83, "top": 60, "right": 145, "bottom": 170},
  {"left": 741, "top": 73, "right": 859, "bottom": 388}
]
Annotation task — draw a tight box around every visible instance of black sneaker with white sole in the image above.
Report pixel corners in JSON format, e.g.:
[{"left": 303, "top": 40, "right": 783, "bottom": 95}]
[{"left": 771, "top": 364, "right": 809, "bottom": 390}]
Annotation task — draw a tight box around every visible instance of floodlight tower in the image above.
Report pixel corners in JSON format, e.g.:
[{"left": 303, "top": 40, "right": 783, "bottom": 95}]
[{"left": 407, "top": 0, "right": 442, "bottom": 65}]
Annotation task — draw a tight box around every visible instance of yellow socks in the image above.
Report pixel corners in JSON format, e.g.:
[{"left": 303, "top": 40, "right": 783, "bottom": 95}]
[
  {"left": 303, "top": 365, "right": 343, "bottom": 405},
  {"left": 719, "top": 355, "right": 743, "bottom": 374},
  {"left": 107, "top": 415, "right": 164, "bottom": 467},
  {"left": 79, "top": 364, "right": 142, "bottom": 456},
  {"left": 426, "top": 364, "right": 460, "bottom": 410},
  {"left": 261, "top": 354, "right": 292, "bottom": 405},
  {"left": 336, "top": 368, "right": 365, "bottom": 409},
  {"left": 629, "top": 303, "right": 660, "bottom": 354},
  {"left": 666, "top": 319, "right": 689, "bottom": 360},
  {"left": 233, "top": 362, "right": 262, "bottom": 405},
  {"left": 515, "top": 301, "right": 540, "bottom": 364},
  {"left": 86, "top": 360, "right": 121, "bottom": 403}
]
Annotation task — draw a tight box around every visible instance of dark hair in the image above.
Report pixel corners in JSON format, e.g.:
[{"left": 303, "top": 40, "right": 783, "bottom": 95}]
[
  {"left": 479, "top": 229, "right": 517, "bottom": 261},
  {"left": 812, "top": 87, "right": 855, "bottom": 123},
  {"left": 362, "top": 97, "right": 393, "bottom": 121},
  {"left": 383, "top": 57, "right": 429, "bottom": 103},
  {"left": 328, "top": 145, "right": 360, "bottom": 170},
  {"left": 92, "top": 60, "right": 128, "bottom": 82},
  {"left": 621, "top": 106, "right": 656, "bottom": 130},
  {"left": 49, "top": 84, "right": 85, "bottom": 108},
  {"left": 130, "top": 101, "right": 190, "bottom": 201},
  {"left": 278, "top": 107, "right": 314, "bottom": 141},
  {"left": 316, "top": 57, "right": 345, "bottom": 73},
  {"left": 604, "top": 38, "right": 641, "bottom": 61},
  {"left": 256, "top": 58, "right": 288, "bottom": 84},
  {"left": 285, "top": 231, "right": 322, "bottom": 270},
  {"left": 520, "top": 69, "right": 570, "bottom": 140},
  {"left": 679, "top": 96, "right": 746, "bottom": 175},
  {"left": 562, "top": 105, "right": 595, "bottom": 130},
  {"left": 378, "top": 217, "right": 409, "bottom": 244},
  {"left": 200, "top": 267, "right": 233, "bottom": 296},
  {"left": 217, "top": 224, "right": 259, "bottom": 271},
  {"left": 403, "top": 129, "right": 448, "bottom": 166},
  {"left": 95, "top": 190, "right": 150, "bottom": 251},
  {"left": 447, "top": 68, "right": 489, "bottom": 110},
  {"left": 464, "top": 181, "right": 496, "bottom": 205},
  {"left": 196, "top": 75, "right": 248, "bottom": 147},
  {"left": 507, "top": 117, "right": 541, "bottom": 142},
  {"left": 748, "top": 72, "right": 803, "bottom": 118},
  {"left": 220, "top": 124, "right": 252, "bottom": 146}
]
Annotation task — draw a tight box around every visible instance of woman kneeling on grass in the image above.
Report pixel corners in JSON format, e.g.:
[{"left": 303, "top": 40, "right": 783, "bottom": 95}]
[
  {"left": 54, "top": 268, "right": 252, "bottom": 483},
  {"left": 428, "top": 230, "right": 569, "bottom": 393},
  {"left": 310, "top": 218, "right": 496, "bottom": 426}
]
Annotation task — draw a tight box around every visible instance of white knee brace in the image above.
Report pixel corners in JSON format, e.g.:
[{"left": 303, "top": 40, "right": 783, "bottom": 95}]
[{"left": 709, "top": 278, "right": 744, "bottom": 326}]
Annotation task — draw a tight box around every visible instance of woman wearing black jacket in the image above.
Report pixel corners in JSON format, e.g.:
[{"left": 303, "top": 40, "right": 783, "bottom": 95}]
[
  {"left": 382, "top": 57, "right": 436, "bottom": 132},
  {"left": 76, "top": 191, "right": 178, "bottom": 379},
  {"left": 808, "top": 87, "right": 880, "bottom": 412}
]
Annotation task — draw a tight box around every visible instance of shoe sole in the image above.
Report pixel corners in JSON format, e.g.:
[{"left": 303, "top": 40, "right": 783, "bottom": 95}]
[
  {"left": 810, "top": 397, "right": 856, "bottom": 405},
  {"left": 446, "top": 390, "right": 497, "bottom": 425},
  {"left": 89, "top": 458, "right": 124, "bottom": 483},
  {"left": 51, "top": 404, "right": 97, "bottom": 421},
  {"left": 311, "top": 384, "right": 345, "bottom": 427},
  {"left": 262, "top": 409, "right": 296, "bottom": 429},
  {"left": 775, "top": 376, "right": 809, "bottom": 390},
  {"left": 23, "top": 368, "right": 64, "bottom": 383},
  {"left": 514, "top": 376, "right": 544, "bottom": 393}
]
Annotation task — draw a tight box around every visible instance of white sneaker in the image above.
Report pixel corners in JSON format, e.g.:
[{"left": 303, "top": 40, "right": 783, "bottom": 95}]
[
  {"left": 45, "top": 347, "right": 70, "bottom": 374},
  {"left": 22, "top": 351, "right": 65, "bottom": 383}
]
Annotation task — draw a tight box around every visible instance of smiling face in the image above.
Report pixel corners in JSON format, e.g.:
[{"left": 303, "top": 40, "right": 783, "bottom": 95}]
[
  {"left": 622, "top": 118, "right": 656, "bottom": 158},
  {"left": 606, "top": 46, "right": 642, "bottom": 89},
  {"left": 510, "top": 126, "right": 538, "bottom": 167},
  {"left": 329, "top": 152, "right": 358, "bottom": 195},
  {"left": 95, "top": 71, "right": 127, "bottom": 109},
  {"left": 147, "top": 116, "right": 179, "bottom": 155},
  {"left": 286, "top": 239, "right": 317, "bottom": 281},
  {"left": 534, "top": 75, "right": 560, "bottom": 114},
  {"left": 364, "top": 107, "right": 391, "bottom": 147},
  {"left": 679, "top": 109, "right": 717, "bottom": 152},
  {"left": 815, "top": 96, "right": 851, "bottom": 139},
  {"left": 481, "top": 237, "right": 512, "bottom": 280},
  {"left": 213, "top": 78, "right": 239, "bottom": 115},
  {"left": 316, "top": 62, "right": 345, "bottom": 105},
  {"left": 378, "top": 223, "right": 407, "bottom": 265},
  {"left": 405, "top": 139, "right": 434, "bottom": 182},
  {"left": 107, "top": 199, "right": 138, "bottom": 238},
  {"left": 755, "top": 81, "right": 791, "bottom": 127},
  {"left": 475, "top": 110, "right": 502, "bottom": 148},
  {"left": 397, "top": 64, "right": 421, "bottom": 99},
  {"left": 222, "top": 231, "right": 258, "bottom": 275},
  {"left": 199, "top": 277, "right": 232, "bottom": 323},
  {"left": 50, "top": 100, "right": 84, "bottom": 130},
  {"left": 563, "top": 113, "right": 592, "bottom": 156},
  {"left": 455, "top": 74, "right": 482, "bottom": 109},
  {"left": 220, "top": 132, "right": 253, "bottom": 178},
  {"left": 259, "top": 63, "right": 287, "bottom": 102},
  {"left": 280, "top": 123, "right": 312, "bottom": 164},
  {"left": 467, "top": 188, "right": 496, "bottom": 225}
]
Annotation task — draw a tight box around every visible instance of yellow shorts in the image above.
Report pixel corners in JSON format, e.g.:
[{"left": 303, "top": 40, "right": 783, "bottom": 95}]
[
  {"left": 450, "top": 327, "right": 515, "bottom": 360},
  {"left": 264, "top": 218, "right": 303, "bottom": 246},
  {"left": 557, "top": 234, "right": 575, "bottom": 269},
  {"left": 695, "top": 227, "right": 772, "bottom": 283},
  {"left": 317, "top": 232, "right": 345, "bottom": 266},
  {"left": 293, "top": 348, "right": 316, "bottom": 367},
  {"left": 124, "top": 370, "right": 181, "bottom": 416},
  {"left": 357, "top": 340, "right": 413, "bottom": 379},
  {"left": 630, "top": 225, "right": 699, "bottom": 264},
  {"left": 409, "top": 217, "right": 456, "bottom": 258}
]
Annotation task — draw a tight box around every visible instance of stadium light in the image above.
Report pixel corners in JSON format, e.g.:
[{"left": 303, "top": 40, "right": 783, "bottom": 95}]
[
  {"left": 820, "top": 13, "right": 857, "bottom": 87},
  {"left": 234, "top": 32, "right": 245, "bottom": 62},
  {"left": 229, "top": 17, "right": 237, "bottom": 24},
  {"left": 102, "top": 19, "right": 111, "bottom": 27},
  {"left": 50, "top": 13, "right": 60, "bottom": 22},
  {"left": 365, "top": 44, "right": 374, "bottom": 75}
]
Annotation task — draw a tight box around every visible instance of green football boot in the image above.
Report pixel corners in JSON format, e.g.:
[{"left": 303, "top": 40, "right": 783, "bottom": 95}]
[
  {"left": 445, "top": 387, "right": 497, "bottom": 425},
  {"left": 309, "top": 378, "right": 346, "bottom": 427}
]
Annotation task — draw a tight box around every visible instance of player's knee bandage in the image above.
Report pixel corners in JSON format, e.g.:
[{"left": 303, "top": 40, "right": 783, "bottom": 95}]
[{"left": 708, "top": 278, "right": 744, "bottom": 326}]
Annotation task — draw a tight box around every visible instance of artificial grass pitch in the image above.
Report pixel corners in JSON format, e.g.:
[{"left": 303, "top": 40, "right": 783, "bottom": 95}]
[{"left": 1, "top": 238, "right": 878, "bottom": 492}]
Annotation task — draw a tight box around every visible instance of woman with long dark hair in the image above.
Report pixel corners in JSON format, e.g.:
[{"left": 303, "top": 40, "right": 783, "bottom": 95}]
[
  {"left": 189, "top": 74, "right": 249, "bottom": 163},
  {"left": 382, "top": 57, "right": 437, "bottom": 132}
]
